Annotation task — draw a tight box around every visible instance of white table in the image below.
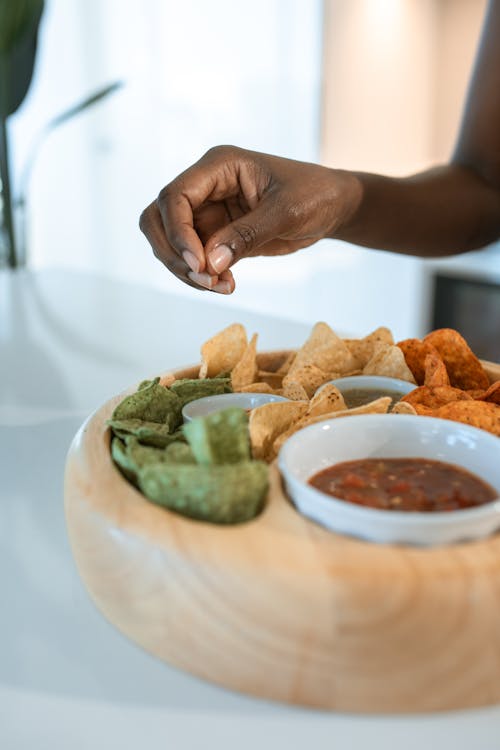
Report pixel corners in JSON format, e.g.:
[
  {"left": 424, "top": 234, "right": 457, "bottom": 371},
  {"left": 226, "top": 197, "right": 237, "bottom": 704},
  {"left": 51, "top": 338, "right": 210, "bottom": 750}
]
[{"left": 1, "top": 268, "right": 499, "bottom": 749}]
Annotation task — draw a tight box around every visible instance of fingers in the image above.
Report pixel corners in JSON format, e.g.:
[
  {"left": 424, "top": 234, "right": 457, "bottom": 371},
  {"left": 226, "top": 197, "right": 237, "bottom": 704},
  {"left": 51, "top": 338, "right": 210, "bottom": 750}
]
[
  {"left": 204, "top": 196, "right": 288, "bottom": 274},
  {"left": 139, "top": 201, "right": 226, "bottom": 293}
]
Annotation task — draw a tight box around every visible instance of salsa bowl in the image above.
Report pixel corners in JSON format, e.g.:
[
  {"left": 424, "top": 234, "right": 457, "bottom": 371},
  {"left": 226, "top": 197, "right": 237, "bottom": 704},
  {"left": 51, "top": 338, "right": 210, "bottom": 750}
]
[{"left": 278, "top": 414, "right": 500, "bottom": 545}]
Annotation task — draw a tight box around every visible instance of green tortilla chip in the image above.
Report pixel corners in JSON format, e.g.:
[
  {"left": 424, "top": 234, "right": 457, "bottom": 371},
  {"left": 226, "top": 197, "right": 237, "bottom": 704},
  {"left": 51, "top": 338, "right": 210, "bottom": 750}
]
[
  {"left": 111, "top": 378, "right": 182, "bottom": 431},
  {"left": 108, "top": 419, "right": 186, "bottom": 448},
  {"left": 111, "top": 436, "right": 195, "bottom": 483},
  {"left": 169, "top": 377, "right": 232, "bottom": 406},
  {"left": 183, "top": 407, "right": 250, "bottom": 465},
  {"left": 164, "top": 442, "right": 196, "bottom": 464},
  {"left": 138, "top": 460, "right": 268, "bottom": 523}
]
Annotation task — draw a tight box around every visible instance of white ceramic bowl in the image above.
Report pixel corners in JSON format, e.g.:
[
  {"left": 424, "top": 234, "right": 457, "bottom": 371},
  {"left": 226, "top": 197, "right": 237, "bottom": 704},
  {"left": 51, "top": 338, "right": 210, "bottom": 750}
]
[
  {"left": 322, "top": 374, "right": 416, "bottom": 404},
  {"left": 278, "top": 414, "right": 500, "bottom": 546},
  {"left": 182, "top": 392, "right": 288, "bottom": 422}
]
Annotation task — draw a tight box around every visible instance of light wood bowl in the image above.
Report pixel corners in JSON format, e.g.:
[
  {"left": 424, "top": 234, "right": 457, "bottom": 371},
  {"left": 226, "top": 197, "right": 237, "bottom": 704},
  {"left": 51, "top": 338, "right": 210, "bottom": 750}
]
[{"left": 64, "top": 354, "right": 500, "bottom": 713}]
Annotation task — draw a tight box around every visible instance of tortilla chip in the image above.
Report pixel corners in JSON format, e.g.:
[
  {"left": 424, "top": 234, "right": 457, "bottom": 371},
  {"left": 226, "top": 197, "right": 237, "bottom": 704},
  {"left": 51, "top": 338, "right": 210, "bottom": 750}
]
[
  {"left": 401, "top": 385, "right": 473, "bottom": 415},
  {"left": 397, "top": 338, "right": 437, "bottom": 385},
  {"left": 282, "top": 381, "right": 309, "bottom": 401},
  {"left": 306, "top": 384, "right": 346, "bottom": 417},
  {"left": 344, "top": 327, "right": 394, "bottom": 369},
  {"left": 432, "top": 400, "right": 500, "bottom": 437},
  {"left": 275, "top": 351, "right": 296, "bottom": 376},
  {"left": 257, "top": 370, "right": 284, "bottom": 389},
  {"left": 237, "top": 382, "right": 275, "bottom": 394},
  {"left": 423, "top": 350, "right": 450, "bottom": 388},
  {"left": 289, "top": 322, "right": 357, "bottom": 376},
  {"left": 170, "top": 376, "right": 232, "bottom": 406},
  {"left": 272, "top": 397, "right": 392, "bottom": 458},
  {"left": 138, "top": 461, "right": 268, "bottom": 524},
  {"left": 183, "top": 407, "right": 250, "bottom": 465},
  {"left": 391, "top": 401, "right": 418, "bottom": 415},
  {"left": 423, "top": 328, "right": 490, "bottom": 390},
  {"left": 249, "top": 401, "right": 308, "bottom": 460},
  {"left": 363, "top": 344, "right": 416, "bottom": 383},
  {"left": 230, "top": 333, "right": 258, "bottom": 390},
  {"left": 199, "top": 323, "right": 248, "bottom": 379},
  {"left": 474, "top": 380, "right": 500, "bottom": 405},
  {"left": 282, "top": 364, "right": 329, "bottom": 398},
  {"left": 111, "top": 378, "right": 183, "bottom": 432}
]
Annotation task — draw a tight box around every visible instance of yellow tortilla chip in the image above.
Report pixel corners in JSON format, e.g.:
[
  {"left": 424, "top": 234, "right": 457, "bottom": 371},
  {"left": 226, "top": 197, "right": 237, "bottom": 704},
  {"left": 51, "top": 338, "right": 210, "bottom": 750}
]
[
  {"left": 344, "top": 327, "right": 394, "bottom": 369},
  {"left": 249, "top": 401, "right": 309, "bottom": 460},
  {"left": 282, "top": 381, "right": 309, "bottom": 401},
  {"left": 272, "top": 397, "right": 392, "bottom": 457},
  {"left": 306, "top": 384, "right": 346, "bottom": 417},
  {"left": 231, "top": 333, "right": 258, "bottom": 390},
  {"left": 282, "top": 364, "right": 329, "bottom": 399},
  {"left": 257, "top": 370, "right": 284, "bottom": 389},
  {"left": 275, "top": 351, "right": 296, "bottom": 376},
  {"left": 199, "top": 323, "right": 248, "bottom": 379},
  {"left": 363, "top": 344, "right": 416, "bottom": 383},
  {"left": 289, "top": 322, "right": 357, "bottom": 376},
  {"left": 391, "top": 401, "right": 418, "bottom": 415},
  {"left": 237, "top": 382, "right": 275, "bottom": 394}
]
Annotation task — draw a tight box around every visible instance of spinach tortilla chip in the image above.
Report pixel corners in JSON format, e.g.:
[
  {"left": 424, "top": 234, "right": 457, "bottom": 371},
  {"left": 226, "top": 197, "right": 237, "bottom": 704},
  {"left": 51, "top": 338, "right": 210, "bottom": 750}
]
[
  {"left": 169, "top": 376, "right": 232, "bottom": 406},
  {"left": 183, "top": 407, "right": 250, "bottom": 465},
  {"left": 111, "top": 436, "right": 195, "bottom": 484},
  {"left": 111, "top": 377, "right": 182, "bottom": 432},
  {"left": 108, "top": 419, "right": 186, "bottom": 448},
  {"left": 137, "top": 461, "right": 268, "bottom": 524}
]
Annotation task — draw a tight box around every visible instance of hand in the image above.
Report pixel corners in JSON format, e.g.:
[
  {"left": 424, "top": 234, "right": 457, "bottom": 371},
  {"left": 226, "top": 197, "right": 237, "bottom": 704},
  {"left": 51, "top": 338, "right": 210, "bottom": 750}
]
[{"left": 139, "top": 145, "right": 361, "bottom": 293}]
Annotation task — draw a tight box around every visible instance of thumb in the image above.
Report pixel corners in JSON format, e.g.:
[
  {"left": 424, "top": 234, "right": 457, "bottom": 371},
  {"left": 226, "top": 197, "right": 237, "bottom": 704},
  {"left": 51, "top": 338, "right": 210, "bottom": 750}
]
[{"left": 204, "top": 200, "right": 284, "bottom": 275}]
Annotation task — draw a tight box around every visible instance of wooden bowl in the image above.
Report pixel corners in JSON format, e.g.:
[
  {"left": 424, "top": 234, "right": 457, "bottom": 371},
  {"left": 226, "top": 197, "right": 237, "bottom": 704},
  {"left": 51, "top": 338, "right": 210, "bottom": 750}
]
[{"left": 64, "top": 354, "right": 500, "bottom": 713}]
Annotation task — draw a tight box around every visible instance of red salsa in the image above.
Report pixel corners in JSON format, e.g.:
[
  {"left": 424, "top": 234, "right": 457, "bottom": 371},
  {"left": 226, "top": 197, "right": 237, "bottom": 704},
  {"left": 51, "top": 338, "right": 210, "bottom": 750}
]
[{"left": 309, "top": 458, "right": 497, "bottom": 512}]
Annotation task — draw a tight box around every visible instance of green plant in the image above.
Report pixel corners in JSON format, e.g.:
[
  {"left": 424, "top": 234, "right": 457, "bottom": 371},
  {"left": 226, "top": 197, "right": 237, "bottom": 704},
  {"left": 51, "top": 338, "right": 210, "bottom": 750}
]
[{"left": 0, "top": 0, "right": 122, "bottom": 268}]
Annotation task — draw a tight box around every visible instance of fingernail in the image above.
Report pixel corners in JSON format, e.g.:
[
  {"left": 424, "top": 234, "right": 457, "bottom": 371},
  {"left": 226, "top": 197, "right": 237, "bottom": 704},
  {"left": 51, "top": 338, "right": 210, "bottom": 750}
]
[
  {"left": 208, "top": 244, "right": 233, "bottom": 273},
  {"left": 212, "top": 280, "right": 232, "bottom": 294},
  {"left": 188, "top": 271, "right": 217, "bottom": 289},
  {"left": 183, "top": 251, "right": 200, "bottom": 273}
]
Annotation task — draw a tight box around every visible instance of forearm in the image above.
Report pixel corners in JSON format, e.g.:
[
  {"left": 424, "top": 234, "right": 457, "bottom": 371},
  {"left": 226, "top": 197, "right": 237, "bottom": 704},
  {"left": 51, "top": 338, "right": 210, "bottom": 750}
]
[{"left": 331, "top": 164, "right": 500, "bottom": 257}]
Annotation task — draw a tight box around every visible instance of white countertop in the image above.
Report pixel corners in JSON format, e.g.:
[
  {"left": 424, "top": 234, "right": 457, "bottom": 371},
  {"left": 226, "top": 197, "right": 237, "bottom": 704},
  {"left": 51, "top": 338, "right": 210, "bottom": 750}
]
[{"left": 2, "top": 268, "right": 500, "bottom": 750}]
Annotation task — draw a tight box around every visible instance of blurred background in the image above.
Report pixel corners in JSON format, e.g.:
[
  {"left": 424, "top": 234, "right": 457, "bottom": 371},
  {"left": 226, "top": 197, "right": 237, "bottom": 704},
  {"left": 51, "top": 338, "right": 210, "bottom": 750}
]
[{"left": 5, "top": 0, "right": 500, "bottom": 346}]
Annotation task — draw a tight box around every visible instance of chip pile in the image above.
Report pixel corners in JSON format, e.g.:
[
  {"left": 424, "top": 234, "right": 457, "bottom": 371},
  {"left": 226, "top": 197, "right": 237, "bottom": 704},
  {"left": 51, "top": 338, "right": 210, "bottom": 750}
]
[
  {"left": 108, "top": 322, "right": 498, "bottom": 524},
  {"left": 108, "top": 375, "right": 268, "bottom": 524},
  {"left": 397, "top": 329, "right": 500, "bottom": 436}
]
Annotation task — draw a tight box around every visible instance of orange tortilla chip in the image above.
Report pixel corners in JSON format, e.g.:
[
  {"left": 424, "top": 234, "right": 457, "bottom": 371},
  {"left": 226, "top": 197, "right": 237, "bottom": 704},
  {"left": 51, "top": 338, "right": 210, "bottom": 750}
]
[
  {"left": 423, "top": 328, "right": 490, "bottom": 390},
  {"left": 475, "top": 381, "right": 500, "bottom": 405},
  {"left": 344, "top": 327, "right": 394, "bottom": 369},
  {"left": 397, "top": 338, "right": 437, "bottom": 385},
  {"left": 363, "top": 344, "right": 416, "bottom": 383},
  {"left": 231, "top": 333, "right": 258, "bottom": 390},
  {"left": 423, "top": 350, "right": 450, "bottom": 388},
  {"left": 199, "top": 323, "right": 247, "bottom": 379},
  {"left": 432, "top": 400, "right": 500, "bottom": 437},
  {"left": 289, "top": 322, "right": 357, "bottom": 376},
  {"left": 249, "top": 401, "right": 308, "bottom": 460},
  {"left": 401, "top": 385, "right": 472, "bottom": 416}
]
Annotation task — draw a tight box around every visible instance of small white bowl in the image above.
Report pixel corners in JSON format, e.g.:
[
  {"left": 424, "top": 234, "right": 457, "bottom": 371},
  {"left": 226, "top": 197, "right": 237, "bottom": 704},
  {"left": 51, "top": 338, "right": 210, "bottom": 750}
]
[
  {"left": 321, "top": 374, "right": 416, "bottom": 405},
  {"left": 182, "top": 392, "right": 288, "bottom": 422},
  {"left": 278, "top": 414, "right": 500, "bottom": 546}
]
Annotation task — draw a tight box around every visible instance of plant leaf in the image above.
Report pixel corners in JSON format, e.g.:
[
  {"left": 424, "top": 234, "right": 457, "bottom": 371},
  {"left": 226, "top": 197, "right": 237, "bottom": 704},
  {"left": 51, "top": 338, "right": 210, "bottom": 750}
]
[
  {"left": 0, "top": 0, "right": 44, "bottom": 118},
  {"left": 43, "top": 81, "right": 124, "bottom": 132}
]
